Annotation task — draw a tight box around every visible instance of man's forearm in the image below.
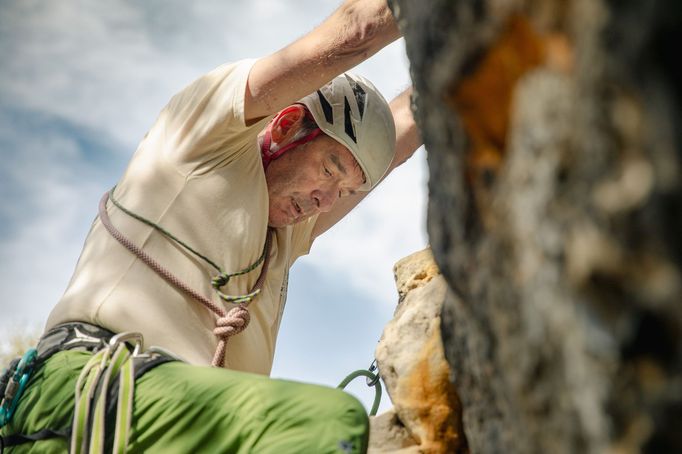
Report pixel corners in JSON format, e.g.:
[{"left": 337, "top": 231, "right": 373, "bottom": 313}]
[
  {"left": 245, "top": 0, "right": 400, "bottom": 122},
  {"left": 388, "top": 87, "right": 422, "bottom": 172},
  {"left": 332, "top": 0, "right": 401, "bottom": 61}
]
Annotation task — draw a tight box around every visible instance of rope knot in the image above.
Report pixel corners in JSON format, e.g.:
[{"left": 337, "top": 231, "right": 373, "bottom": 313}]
[
  {"left": 213, "top": 305, "right": 251, "bottom": 340},
  {"left": 211, "top": 272, "right": 231, "bottom": 289}
]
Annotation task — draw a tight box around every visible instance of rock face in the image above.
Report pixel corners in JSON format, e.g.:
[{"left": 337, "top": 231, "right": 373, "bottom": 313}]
[
  {"left": 390, "top": 0, "right": 682, "bottom": 453},
  {"left": 371, "top": 249, "right": 466, "bottom": 454}
]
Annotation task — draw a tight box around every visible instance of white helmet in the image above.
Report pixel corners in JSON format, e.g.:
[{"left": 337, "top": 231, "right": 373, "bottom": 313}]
[{"left": 299, "top": 73, "right": 396, "bottom": 191}]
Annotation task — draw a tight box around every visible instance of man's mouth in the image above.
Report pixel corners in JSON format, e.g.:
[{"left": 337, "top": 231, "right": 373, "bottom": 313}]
[{"left": 291, "top": 198, "right": 302, "bottom": 218}]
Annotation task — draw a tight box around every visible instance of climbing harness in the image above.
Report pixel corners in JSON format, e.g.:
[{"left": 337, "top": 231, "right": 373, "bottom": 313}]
[
  {"left": 338, "top": 359, "right": 383, "bottom": 416},
  {"left": 99, "top": 187, "right": 274, "bottom": 367},
  {"left": 0, "top": 323, "right": 175, "bottom": 453}
]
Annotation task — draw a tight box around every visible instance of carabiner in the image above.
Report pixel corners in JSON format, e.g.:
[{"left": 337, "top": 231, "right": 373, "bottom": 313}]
[
  {"left": 0, "top": 348, "right": 37, "bottom": 427},
  {"left": 366, "top": 359, "right": 381, "bottom": 387}
]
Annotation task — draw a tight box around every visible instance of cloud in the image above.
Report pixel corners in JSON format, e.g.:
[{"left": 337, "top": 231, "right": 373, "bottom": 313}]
[
  {"left": 0, "top": 0, "right": 349, "bottom": 150},
  {"left": 1, "top": 0, "right": 197, "bottom": 148},
  {"left": 0, "top": 102, "right": 126, "bottom": 325}
]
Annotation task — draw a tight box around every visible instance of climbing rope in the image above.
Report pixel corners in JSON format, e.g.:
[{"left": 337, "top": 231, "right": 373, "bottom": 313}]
[
  {"left": 337, "top": 360, "right": 383, "bottom": 416},
  {"left": 102, "top": 188, "right": 388, "bottom": 416},
  {"left": 99, "top": 188, "right": 273, "bottom": 367}
]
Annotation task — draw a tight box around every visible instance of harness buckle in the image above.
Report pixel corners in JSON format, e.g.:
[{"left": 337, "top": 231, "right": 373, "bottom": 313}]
[{"left": 108, "top": 332, "right": 144, "bottom": 357}]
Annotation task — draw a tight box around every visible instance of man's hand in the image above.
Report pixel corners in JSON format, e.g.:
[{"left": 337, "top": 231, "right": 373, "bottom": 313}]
[{"left": 243, "top": 0, "right": 400, "bottom": 124}]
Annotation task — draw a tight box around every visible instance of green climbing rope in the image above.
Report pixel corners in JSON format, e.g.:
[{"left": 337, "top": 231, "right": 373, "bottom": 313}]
[
  {"left": 337, "top": 369, "right": 383, "bottom": 416},
  {"left": 107, "top": 186, "right": 268, "bottom": 304}
]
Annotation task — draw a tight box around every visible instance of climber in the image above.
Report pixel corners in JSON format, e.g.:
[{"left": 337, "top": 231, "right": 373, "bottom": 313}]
[{"left": 0, "top": 0, "right": 422, "bottom": 452}]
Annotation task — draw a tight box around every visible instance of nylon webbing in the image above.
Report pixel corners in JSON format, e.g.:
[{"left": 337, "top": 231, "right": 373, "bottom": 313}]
[{"left": 71, "top": 342, "right": 136, "bottom": 454}]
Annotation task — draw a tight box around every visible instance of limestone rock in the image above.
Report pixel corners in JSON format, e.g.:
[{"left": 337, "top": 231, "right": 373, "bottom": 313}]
[
  {"left": 368, "top": 408, "right": 419, "bottom": 454},
  {"left": 373, "top": 249, "right": 466, "bottom": 454}
]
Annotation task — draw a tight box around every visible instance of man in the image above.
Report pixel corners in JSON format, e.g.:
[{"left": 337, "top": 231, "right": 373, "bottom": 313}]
[{"left": 0, "top": 0, "right": 421, "bottom": 452}]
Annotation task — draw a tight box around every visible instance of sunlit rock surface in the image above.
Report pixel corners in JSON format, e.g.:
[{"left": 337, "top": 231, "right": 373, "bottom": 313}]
[{"left": 370, "top": 249, "right": 466, "bottom": 454}]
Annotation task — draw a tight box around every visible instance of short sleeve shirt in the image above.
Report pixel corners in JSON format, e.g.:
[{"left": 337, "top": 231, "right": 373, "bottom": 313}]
[{"left": 46, "top": 59, "right": 318, "bottom": 375}]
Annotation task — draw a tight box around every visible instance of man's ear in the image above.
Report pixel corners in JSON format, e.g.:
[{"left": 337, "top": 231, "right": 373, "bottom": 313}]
[{"left": 271, "top": 105, "right": 306, "bottom": 144}]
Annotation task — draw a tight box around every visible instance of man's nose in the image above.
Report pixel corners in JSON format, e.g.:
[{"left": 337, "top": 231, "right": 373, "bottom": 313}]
[{"left": 312, "top": 187, "right": 338, "bottom": 212}]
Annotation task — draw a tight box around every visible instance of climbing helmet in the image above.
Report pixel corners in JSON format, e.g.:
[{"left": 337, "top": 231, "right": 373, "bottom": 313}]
[{"left": 298, "top": 73, "right": 396, "bottom": 191}]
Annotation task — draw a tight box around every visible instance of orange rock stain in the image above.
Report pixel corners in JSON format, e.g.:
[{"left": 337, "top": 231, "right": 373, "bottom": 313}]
[
  {"left": 446, "top": 15, "right": 573, "bottom": 215},
  {"left": 398, "top": 324, "right": 468, "bottom": 454}
]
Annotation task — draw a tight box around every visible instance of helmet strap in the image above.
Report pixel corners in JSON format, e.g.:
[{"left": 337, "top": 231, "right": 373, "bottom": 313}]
[{"left": 260, "top": 108, "right": 322, "bottom": 169}]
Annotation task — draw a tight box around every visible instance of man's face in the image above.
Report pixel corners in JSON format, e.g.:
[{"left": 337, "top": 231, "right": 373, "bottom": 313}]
[{"left": 265, "top": 134, "right": 365, "bottom": 228}]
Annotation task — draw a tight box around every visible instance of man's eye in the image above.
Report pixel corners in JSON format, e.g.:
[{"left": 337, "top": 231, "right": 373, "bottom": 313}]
[{"left": 324, "top": 167, "right": 332, "bottom": 177}]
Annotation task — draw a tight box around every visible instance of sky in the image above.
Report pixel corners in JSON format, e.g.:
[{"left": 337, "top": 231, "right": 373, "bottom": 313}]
[{"left": 0, "top": 0, "right": 428, "bottom": 412}]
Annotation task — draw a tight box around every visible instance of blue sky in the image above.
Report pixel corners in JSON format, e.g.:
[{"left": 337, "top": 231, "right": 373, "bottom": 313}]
[{"left": 0, "top": 0, "right": 428, "bottom": 412}]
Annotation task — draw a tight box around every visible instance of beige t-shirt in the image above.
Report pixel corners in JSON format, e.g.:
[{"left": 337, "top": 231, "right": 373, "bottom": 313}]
[{"left": 46, "top": 59, "right": 318, "bottom": 375}]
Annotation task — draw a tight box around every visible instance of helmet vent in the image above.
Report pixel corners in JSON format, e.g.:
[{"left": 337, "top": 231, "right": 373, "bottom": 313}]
[
  {"left": 345, "top": 74, "right": 366, "bottom": 119},
  {"left": 344, "top": 97, "right": 358, "bottom": 143},
  {"left": 316, "top": 90, "right": 334, "bottom": 124},
  {"left": 300, "top": 72, "right": 395, "bottom": 190}
]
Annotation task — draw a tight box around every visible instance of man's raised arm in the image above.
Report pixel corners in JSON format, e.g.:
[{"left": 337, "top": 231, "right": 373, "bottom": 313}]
[{"left": 243, "top": 0, "right": 400, "bottom": 123}]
